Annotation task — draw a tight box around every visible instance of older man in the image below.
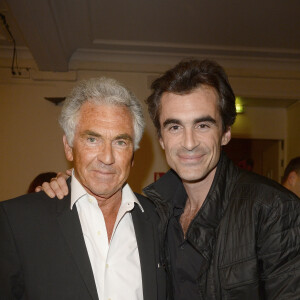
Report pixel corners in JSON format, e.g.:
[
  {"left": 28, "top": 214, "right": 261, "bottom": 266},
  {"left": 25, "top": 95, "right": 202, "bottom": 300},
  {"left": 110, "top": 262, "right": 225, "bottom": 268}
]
[
  {"left": 0, "top": 78, "right": 166, "bottom": 300},
  {"left": 43, "top": 59, "right": 300, "bottom": 299}
]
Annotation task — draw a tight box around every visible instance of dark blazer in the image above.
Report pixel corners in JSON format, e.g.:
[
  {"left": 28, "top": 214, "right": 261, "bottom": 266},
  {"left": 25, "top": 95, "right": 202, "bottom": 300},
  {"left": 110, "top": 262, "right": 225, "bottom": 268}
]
[{"left": 0, "top": 187, "right": 166, "bottom": 300}]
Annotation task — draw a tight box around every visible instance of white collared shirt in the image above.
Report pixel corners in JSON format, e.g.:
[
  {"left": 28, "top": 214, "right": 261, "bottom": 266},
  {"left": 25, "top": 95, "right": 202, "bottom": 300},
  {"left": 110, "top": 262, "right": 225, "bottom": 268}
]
[{"left": 70, "top": 174, "right": 144, "bottom": 300}]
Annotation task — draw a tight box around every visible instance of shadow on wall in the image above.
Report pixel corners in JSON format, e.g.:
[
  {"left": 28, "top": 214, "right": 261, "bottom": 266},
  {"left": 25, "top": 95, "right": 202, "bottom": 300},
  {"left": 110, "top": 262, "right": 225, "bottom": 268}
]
[{"left": 128, "top": 130, "right": 154, "bottom": 193}]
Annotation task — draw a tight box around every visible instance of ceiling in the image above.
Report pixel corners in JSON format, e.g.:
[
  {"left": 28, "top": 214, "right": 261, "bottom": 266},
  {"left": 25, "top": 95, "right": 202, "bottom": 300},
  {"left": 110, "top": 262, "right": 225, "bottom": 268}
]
[{"left": 0, "top": 0, "right": 300, "bottom": 75}]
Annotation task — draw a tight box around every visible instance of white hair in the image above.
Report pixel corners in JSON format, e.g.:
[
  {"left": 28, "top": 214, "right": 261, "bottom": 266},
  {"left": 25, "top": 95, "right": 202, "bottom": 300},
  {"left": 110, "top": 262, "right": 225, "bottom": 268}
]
[{"left": 59, "top": 77, "right": 145, "bottom": 150}]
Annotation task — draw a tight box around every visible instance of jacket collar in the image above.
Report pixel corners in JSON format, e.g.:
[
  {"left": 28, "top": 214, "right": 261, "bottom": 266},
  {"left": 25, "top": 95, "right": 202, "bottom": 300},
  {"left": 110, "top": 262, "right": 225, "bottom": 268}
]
[
  {"left": 131, "top": 200, "right": 158, "bottom": 300},
  {"left": 55, "top": 178, "right": 99, "bottom": 300},
  {"left": 144, "top": 151, "right": 240, "bottom": 262},
  {"left": 185, "top": 152, "right": 239, "bottom": 258}
]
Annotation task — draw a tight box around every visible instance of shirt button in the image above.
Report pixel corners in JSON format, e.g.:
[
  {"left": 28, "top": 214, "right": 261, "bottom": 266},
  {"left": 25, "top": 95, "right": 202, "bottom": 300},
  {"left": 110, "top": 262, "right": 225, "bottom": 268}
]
[
  {"left": 180, "top": 245, "right": 185, "bottom": 250},
  {"left": 88, "top": 197, "right": 93, "bottom": 203},
  {"left": 106, "top": 264, "right": 109, "bottom": 269},
  {"left": 97, "top": 230, "right": 101, "bottom": 236}
]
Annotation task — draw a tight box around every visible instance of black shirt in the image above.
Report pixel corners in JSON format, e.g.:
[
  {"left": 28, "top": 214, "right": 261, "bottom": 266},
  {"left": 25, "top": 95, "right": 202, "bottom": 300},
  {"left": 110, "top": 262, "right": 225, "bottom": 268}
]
[{"left": 167, "top": 184, "right": 207, "bottom": 300}]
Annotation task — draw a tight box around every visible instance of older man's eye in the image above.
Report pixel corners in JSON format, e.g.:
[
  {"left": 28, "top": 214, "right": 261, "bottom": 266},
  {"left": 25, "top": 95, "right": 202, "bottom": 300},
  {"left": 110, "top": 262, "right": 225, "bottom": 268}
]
[
  {"left": 87, "top": 137, "right": 97, "bottom": 143},
  {"left": 116, "top": 140, "right": 126, "bottom": 146}
]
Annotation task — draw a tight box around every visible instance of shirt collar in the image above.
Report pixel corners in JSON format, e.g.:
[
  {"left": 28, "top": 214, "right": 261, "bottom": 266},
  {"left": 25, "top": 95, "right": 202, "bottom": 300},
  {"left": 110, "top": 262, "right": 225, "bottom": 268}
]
[
  {"left": 70, "top": 171, "right": 143, "bottom": 212},
  {"left": 173, "top": 182, "right": 187, "bottom": 209},
  {"left": 70, "top": 172, "right": 87, "bottom": 210}
]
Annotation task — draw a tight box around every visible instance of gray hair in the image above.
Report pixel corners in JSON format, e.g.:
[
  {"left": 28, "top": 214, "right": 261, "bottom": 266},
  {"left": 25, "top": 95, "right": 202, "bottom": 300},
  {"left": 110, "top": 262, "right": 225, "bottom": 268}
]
[{"left": 59, "top": 77, "right": 145, "bottom": 150}]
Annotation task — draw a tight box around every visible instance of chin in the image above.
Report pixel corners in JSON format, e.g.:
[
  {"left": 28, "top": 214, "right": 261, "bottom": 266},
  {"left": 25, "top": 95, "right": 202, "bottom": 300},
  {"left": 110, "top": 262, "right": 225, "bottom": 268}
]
[
  {"left": 174, "top": 170, "right": 203, "bottom": 183},
  {"left": 181, "top": 176, "right": 204, "bottom": 183},
  {"left": 90, "top": 189, "right": 113, "bottom": 199},
  {"left": 174, "top": 164, "right": 202, "bottom": 177}
]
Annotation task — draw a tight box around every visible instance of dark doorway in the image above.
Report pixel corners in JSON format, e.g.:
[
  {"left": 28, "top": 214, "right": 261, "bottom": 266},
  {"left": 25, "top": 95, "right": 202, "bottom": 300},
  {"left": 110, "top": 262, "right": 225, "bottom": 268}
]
[{"left": 223, "top": 138, "right": 283, "bottom": 183}]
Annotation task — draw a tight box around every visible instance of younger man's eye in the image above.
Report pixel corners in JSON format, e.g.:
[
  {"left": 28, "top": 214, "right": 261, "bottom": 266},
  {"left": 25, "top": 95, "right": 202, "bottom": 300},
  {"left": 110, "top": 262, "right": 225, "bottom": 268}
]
[
  {"left": 198, "top": 123, "right": 210, "bottom": 129},
  {"left": 169, "top": 125, "right": 180, "bottom": 131}
]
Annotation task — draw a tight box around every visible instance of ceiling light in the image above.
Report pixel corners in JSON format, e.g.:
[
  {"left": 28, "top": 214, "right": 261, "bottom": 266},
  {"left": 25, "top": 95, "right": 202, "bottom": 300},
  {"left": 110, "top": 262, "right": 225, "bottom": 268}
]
[{"left": 235, "top": 103, "right": 244, "bottom": 114}]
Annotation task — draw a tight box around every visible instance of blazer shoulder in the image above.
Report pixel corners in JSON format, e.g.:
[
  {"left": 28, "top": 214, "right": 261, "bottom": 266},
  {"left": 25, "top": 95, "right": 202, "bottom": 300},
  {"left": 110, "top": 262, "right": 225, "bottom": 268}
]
[
  {"left": 135, "top": 192, "right": 154, "bottom": 208},
  {"left": 1, "top": 191, "right": 69, "bottom": 218},
  {"left": 134, "top": 192, "right": 159, "bottom": 218}
]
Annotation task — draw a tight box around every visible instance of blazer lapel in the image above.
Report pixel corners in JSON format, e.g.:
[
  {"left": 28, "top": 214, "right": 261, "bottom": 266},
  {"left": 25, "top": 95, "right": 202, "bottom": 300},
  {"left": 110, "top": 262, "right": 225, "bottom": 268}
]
[
  {"left": 131, "top": 204, "right": 157, "bottom": 300},
  {"left": 56, "top": 194, "right": 98, "bottom": 300}
]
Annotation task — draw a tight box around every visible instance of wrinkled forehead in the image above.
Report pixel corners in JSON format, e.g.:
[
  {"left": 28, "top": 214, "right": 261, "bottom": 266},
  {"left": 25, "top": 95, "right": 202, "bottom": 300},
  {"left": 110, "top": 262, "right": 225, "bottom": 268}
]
[
  {"left": 76, "top": 102, "right": 134, "bottom": 131},
  {"left": 78, "top": 101, "right": 132, "bottom": 120}
]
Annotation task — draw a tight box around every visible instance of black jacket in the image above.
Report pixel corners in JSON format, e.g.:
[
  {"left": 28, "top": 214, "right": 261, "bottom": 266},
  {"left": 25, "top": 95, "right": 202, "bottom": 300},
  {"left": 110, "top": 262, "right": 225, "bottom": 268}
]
[
  {"left": 0, "top": 185, "right": 166, "bottom": 300},
  {"left": 143, "top": 152, "right": 300, "bottom": 299}
]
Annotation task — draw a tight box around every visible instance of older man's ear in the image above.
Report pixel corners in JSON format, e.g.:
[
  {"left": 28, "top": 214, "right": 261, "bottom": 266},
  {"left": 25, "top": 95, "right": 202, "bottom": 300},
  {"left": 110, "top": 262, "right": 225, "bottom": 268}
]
[{"left": 63, "top": 135, "right": 74, "bottom": 162}]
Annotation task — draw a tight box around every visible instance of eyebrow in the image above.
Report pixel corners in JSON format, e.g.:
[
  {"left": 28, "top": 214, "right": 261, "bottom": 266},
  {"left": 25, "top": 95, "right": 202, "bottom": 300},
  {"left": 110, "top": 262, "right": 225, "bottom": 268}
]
[
  {"left": 162, "top": 116, "right": 216, "bottom": 128},
  {"left": 194, "top": 116, "right": 216, "bottom": 125},
  {"left": 82, "top": 131, "right": 133, "bottom": 142},
  {"left": 83, "top": 130, "right": 101, "bottom": 137},
  {"left": 162, "top": 118, "right": 182, "bottom": 128},
  {"left": 114, "top": 134, "right": 133, "bottom": 142}
]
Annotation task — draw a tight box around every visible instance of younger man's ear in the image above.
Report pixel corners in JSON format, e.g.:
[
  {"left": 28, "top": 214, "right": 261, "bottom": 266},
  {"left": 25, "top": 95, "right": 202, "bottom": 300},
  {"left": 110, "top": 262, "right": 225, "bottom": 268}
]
[
  {"left": 63, "top": 135, "right": 74, "bottom": 162},
  {"left": 221, "top": 127, "right": 231, "bottom": 146},
  {"left": 159, "top": 137, "right": 165, "bottom": 150}
]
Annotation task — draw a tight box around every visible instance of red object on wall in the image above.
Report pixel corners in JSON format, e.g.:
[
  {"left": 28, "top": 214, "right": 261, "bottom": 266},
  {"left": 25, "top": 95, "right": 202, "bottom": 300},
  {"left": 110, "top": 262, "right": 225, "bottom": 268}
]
[{"left": 154, "top": 172, "right": 165, "bottom": 181}]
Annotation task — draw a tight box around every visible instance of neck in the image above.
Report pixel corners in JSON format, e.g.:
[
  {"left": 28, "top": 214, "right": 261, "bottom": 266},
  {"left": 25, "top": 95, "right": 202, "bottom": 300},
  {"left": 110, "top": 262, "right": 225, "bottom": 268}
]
[
  {"left": 93, "top": 190, "right": 123, "bottom": 242},
  {"left": 94, "top": 190, "right": 122, "bottom": 214},
  {"left": 282, "top": 182, "right": 289, "bottom": 190},
  {"left": 182, "top": 167, "right": 216, "bottom": 211},
  {"left": 180, "top": 168, "right": 216, "bottom": 236}
]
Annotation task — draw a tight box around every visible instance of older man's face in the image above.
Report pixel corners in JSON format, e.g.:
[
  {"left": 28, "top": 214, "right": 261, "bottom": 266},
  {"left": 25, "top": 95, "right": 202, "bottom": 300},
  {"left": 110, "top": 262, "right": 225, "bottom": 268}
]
[{"left": 63, "top": 102, "right": 135, "bottom": 200}]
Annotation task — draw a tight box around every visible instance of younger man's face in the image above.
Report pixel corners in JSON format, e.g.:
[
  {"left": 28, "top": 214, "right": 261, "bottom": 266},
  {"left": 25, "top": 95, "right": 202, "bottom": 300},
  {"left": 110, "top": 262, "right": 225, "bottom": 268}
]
[{"left": 158, "top": 85, "right": 231, "bottom": 184}]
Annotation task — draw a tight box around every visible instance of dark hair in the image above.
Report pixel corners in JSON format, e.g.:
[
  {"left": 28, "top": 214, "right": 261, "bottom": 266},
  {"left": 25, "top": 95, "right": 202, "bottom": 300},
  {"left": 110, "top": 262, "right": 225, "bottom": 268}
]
[
  {"left": 146, "top": 59, "right": 237, "bottom": 136},
  {"left": 27, "top": 172, "right": 57, "bottom": 193},
  {"left": 282, "top": 157, "right": 300, "bottom": 183}
]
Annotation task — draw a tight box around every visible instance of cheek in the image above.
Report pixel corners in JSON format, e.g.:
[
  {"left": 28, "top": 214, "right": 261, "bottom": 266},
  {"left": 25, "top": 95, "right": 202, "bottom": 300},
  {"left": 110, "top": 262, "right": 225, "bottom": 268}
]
[
  {"left": 161, "top": 135, "right": 179, "bottom": 153},
  {"left": 210, "top": 132, "right": 223, "bottom": 147},
  {"left": 116, "top": 150, "right": 134, "bottom": 171},
  {"left": 73, "top": 148, "right": 95, "bottom": 167}
]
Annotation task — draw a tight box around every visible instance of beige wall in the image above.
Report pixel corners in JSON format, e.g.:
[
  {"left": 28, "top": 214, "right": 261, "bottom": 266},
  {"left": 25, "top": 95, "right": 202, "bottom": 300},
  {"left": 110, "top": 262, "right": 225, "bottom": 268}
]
[
  {"left": 0, "top": 68, "right": 169, "bottom": 200},
  {"left": 287, "top": 101, "right": 300, "bottom": 161},
  {"left": 0, "top": 80, "right": 73, "bottom": 199},
  {"left": 232, "top": 107, "right": 286, "bottom": 140},
  {"left": 0, "top": 60, "right": 299, "bottom": 200}
]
